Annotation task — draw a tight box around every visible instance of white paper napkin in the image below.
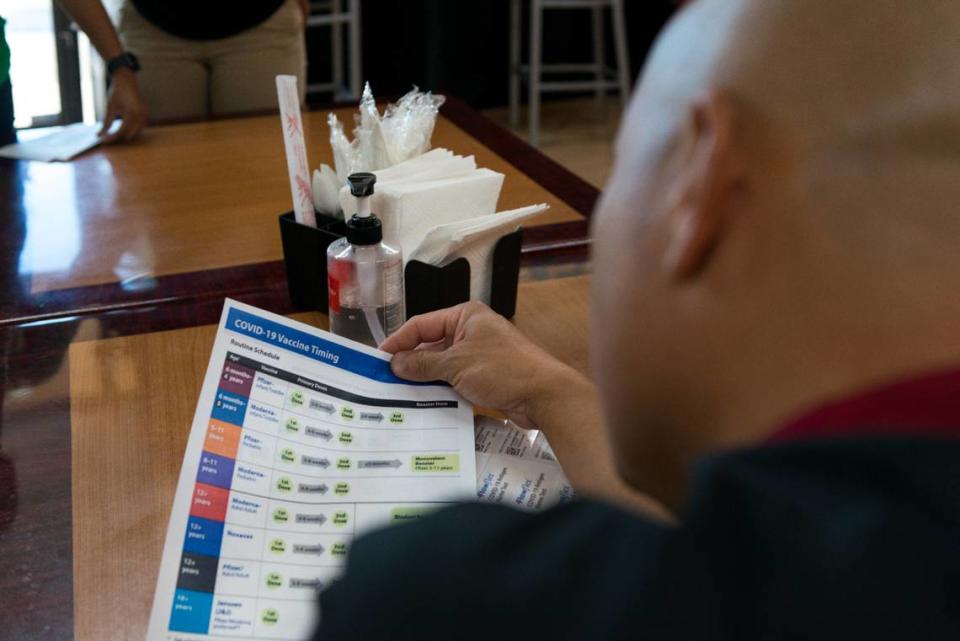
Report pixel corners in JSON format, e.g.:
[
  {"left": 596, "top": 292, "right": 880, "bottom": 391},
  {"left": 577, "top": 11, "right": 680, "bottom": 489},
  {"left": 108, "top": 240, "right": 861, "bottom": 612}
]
[{"left": 410, "top": 204, "right": 548, "bottom": 303}]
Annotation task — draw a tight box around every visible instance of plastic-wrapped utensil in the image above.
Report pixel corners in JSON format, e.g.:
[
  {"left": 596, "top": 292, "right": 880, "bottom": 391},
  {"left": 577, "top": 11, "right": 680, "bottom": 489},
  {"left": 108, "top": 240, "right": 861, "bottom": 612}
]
[{"left": 313, "top": 83, "right": 446, "bottom": 216}]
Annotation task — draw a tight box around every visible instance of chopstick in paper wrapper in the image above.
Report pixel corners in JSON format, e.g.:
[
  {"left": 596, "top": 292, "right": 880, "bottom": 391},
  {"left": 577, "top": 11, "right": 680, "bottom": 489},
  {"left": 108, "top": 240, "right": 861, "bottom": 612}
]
[{"left": 276, "top": 75, "right": 317, "bottom": 227}]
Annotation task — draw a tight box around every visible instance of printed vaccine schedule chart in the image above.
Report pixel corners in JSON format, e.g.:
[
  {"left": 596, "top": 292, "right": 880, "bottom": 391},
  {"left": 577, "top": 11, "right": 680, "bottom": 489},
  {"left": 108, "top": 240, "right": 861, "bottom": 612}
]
[{"left": 147, "top": 300, "right": 476, "bottom": 641}]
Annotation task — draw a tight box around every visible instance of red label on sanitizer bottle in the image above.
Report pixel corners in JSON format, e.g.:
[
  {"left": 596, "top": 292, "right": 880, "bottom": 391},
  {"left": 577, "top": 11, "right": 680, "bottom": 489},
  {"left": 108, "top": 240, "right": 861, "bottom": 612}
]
[{"left": 328, "top": 274, "right": 341, "bottom": 314}]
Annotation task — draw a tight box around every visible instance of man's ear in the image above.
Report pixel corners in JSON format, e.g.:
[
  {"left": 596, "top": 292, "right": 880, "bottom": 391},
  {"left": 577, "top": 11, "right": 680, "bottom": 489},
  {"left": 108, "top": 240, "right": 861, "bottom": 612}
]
[{"left": 663, "top": 90, "right": 741, "bottom": 279}]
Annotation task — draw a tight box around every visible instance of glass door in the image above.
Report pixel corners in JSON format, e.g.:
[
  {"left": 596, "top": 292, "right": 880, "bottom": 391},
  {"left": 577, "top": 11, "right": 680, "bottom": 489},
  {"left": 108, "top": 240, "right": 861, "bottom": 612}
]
[{"left": 5, "top": 0, "right": 82, "bottom": 129}]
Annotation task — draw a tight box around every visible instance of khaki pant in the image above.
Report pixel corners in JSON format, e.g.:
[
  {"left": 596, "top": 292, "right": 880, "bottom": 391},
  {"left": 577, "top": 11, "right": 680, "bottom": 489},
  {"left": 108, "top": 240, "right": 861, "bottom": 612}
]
[{"left": 118, "top": 0, "right": 306, "bottom": 121}]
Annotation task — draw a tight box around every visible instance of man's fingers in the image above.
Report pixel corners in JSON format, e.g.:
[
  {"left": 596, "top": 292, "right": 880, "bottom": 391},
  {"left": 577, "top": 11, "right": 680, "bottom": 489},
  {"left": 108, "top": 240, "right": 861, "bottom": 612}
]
[
  {"left": 100, "top": 124, "right": 129, "bottom": 144},
  {"left": 380, "top": 306, "right": 463, "bottom": 354},
  {"left": 99, "top": 125, "right": 124, "bottom": 144},
  {"left": 390, "top": 349, "right": 450, "bottom": 382},
  {"left": 415, "top": 341, "right": 447, "bottom": 353},
  {"left": 113, "top": 119, "right": 136, "bottom": 142},
  {"left": 380, "top": 302, "right": 494, "bottom": 353},
  {"left": 121, "top": 115, "right": 145, "bottom": 141},
  {"left": 98, "top": 109, "right": 118, "bottom": 138}
]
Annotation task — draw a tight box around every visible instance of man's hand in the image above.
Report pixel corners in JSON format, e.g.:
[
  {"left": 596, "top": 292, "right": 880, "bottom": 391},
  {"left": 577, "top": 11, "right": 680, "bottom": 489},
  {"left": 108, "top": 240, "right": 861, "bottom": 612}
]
[
  {"left": 383, "top": 302, "right": 674, "bottom": 520},
  {"left": 99, "top": 68, "right": 148, "bottom": 143},
  {"left": 381, "top": 302, "right": 577, "bottom": 429},
  {"left": 298, "top": 0, "right": 311, "bottom": 22}
]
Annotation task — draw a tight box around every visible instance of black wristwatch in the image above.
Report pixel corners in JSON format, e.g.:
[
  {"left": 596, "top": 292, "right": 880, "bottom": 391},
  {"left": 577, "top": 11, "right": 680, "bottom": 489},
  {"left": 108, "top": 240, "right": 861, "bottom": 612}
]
[{"left": 106, "top": 52, "right": 141, "bottom": 77}]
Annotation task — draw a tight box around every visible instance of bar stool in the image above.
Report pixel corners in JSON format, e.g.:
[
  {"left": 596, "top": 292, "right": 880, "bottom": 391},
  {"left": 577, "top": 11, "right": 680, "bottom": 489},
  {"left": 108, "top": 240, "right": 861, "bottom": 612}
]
[
  {"left": 509, "top": 0, "right": 631, "bottom": 147},
  {"left": 305, "top": 0, "right": 362, "bottom": 101}
]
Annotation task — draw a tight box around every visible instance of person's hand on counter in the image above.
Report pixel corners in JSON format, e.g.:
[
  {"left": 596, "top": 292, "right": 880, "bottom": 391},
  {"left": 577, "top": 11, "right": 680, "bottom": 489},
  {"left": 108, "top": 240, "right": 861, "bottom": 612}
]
[
  {"left": 56, "top": 0, "right": 149, "bottom": 142},
  {"left": 100, "top": 67, "right": 148, "bottom": 143},
  {"left": 380, "top": 302, "right": 673, "bottom": 521}
]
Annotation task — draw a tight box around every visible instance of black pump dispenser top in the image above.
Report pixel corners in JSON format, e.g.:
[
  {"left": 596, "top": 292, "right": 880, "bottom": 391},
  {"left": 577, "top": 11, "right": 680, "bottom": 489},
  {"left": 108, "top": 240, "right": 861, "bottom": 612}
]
[
  {"left": 346, "top": 172, "right": 382, "bottom": 245},
  {"left": 348, "top": 172, "right": 377, "bottom": 198}
]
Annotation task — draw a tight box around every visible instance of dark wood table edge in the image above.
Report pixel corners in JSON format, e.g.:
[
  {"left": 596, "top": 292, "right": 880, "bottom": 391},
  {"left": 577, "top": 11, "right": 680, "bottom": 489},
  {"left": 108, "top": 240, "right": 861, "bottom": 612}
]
[{"left": 0, "top": 223, "right": 591, "bottom": 329}]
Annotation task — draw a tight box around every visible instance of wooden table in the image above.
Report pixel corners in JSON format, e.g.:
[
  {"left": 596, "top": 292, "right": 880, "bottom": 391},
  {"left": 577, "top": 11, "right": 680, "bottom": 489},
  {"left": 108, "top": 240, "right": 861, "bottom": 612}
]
[
  {"left": 0, "top": 97, "right": 595, "bottom": 641},
  {"left": 0, "top": 97, "right": 593, "bottom": 324}
]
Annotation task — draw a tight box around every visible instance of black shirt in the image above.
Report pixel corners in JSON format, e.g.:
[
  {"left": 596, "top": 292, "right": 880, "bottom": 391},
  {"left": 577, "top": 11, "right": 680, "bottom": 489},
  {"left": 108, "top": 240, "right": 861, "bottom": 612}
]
[
  {"left": 130, "top": 0, "right": 285, "bottom": 40},
  {"left": 315, "top": 437, "right": 960, "bottom": 640}
]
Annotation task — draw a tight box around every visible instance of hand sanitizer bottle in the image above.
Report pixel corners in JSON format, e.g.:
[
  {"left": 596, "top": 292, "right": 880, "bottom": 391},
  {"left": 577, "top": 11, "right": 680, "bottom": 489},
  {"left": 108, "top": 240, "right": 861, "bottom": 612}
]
[{"left": 327, "top": 173, "right": 405, "bottom": 347}]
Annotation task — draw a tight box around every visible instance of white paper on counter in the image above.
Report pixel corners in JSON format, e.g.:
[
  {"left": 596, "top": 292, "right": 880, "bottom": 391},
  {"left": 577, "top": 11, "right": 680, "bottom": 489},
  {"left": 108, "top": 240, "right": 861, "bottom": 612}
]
[{"left": 0, "top": 123, "right": 112, "bottom": 162}]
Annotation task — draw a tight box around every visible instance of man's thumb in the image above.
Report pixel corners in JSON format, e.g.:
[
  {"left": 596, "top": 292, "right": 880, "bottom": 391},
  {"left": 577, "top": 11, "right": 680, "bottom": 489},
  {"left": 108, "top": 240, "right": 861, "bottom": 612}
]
[{"left": 391, "top": 349, "right": 447, "bottom": 382}]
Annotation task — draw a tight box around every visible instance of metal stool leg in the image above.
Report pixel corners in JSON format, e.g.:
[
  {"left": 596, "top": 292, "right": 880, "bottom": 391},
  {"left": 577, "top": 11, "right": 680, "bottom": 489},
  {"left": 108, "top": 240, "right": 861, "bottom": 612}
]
[
  {"left": 331, "top": 0, "right": 344, "bottom": 98},
  {"left": 592, "top": 4, "right": 605, "bottom": 107},
  {"left": 509, "top": 0, "right": 521, "bottom": 128},
  {"left": 611, "top": 0, "right": 631, "bottom": 104},
  {"left": 528, "top": 0, "right": 542, "bottom": 146},
  {"left": 348, "top": 0, "right": 362, "bottom": 99}
]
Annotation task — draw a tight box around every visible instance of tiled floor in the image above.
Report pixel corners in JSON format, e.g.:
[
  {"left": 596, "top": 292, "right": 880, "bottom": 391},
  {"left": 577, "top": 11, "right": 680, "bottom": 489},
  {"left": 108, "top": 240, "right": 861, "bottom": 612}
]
[{"left": 483, "top": 95, "right": 625, "bottom": 190}]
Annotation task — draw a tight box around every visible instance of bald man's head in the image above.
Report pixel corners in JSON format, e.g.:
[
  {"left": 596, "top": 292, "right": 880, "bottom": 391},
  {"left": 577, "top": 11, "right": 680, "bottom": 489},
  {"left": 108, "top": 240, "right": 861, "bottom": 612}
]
[{"left": 590, "top": 0, "right": 960, "bottom": 507}]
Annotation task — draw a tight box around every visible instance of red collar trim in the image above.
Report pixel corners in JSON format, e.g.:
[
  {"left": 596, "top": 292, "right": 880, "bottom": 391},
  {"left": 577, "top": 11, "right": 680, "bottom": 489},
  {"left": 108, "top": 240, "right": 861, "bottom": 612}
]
[{"left": 769, "top": 369, "right": 960, "bottom": 443}]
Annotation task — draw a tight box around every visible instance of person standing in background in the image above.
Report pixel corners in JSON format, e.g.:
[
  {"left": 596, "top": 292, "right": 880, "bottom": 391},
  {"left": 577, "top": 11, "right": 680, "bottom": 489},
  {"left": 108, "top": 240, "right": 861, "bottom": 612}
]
[{"left": 116, "top": 0, "right": 309, "bottom": 121}]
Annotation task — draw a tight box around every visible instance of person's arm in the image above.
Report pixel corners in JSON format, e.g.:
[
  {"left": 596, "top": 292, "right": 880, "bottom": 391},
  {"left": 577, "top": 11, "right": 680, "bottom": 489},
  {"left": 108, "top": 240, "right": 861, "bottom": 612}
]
[
  {"left": 380, "top": 302, "right": 672, "bottom": 521},
  {"left": 56, "top": 0, "right": 148, "bottom": 142}
]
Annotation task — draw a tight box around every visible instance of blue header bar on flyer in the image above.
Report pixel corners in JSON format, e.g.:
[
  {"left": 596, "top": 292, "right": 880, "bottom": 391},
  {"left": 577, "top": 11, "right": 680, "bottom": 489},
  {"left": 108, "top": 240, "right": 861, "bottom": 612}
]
[{"left": 226, "top": 307, "right": 411, "bottom": 384}]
